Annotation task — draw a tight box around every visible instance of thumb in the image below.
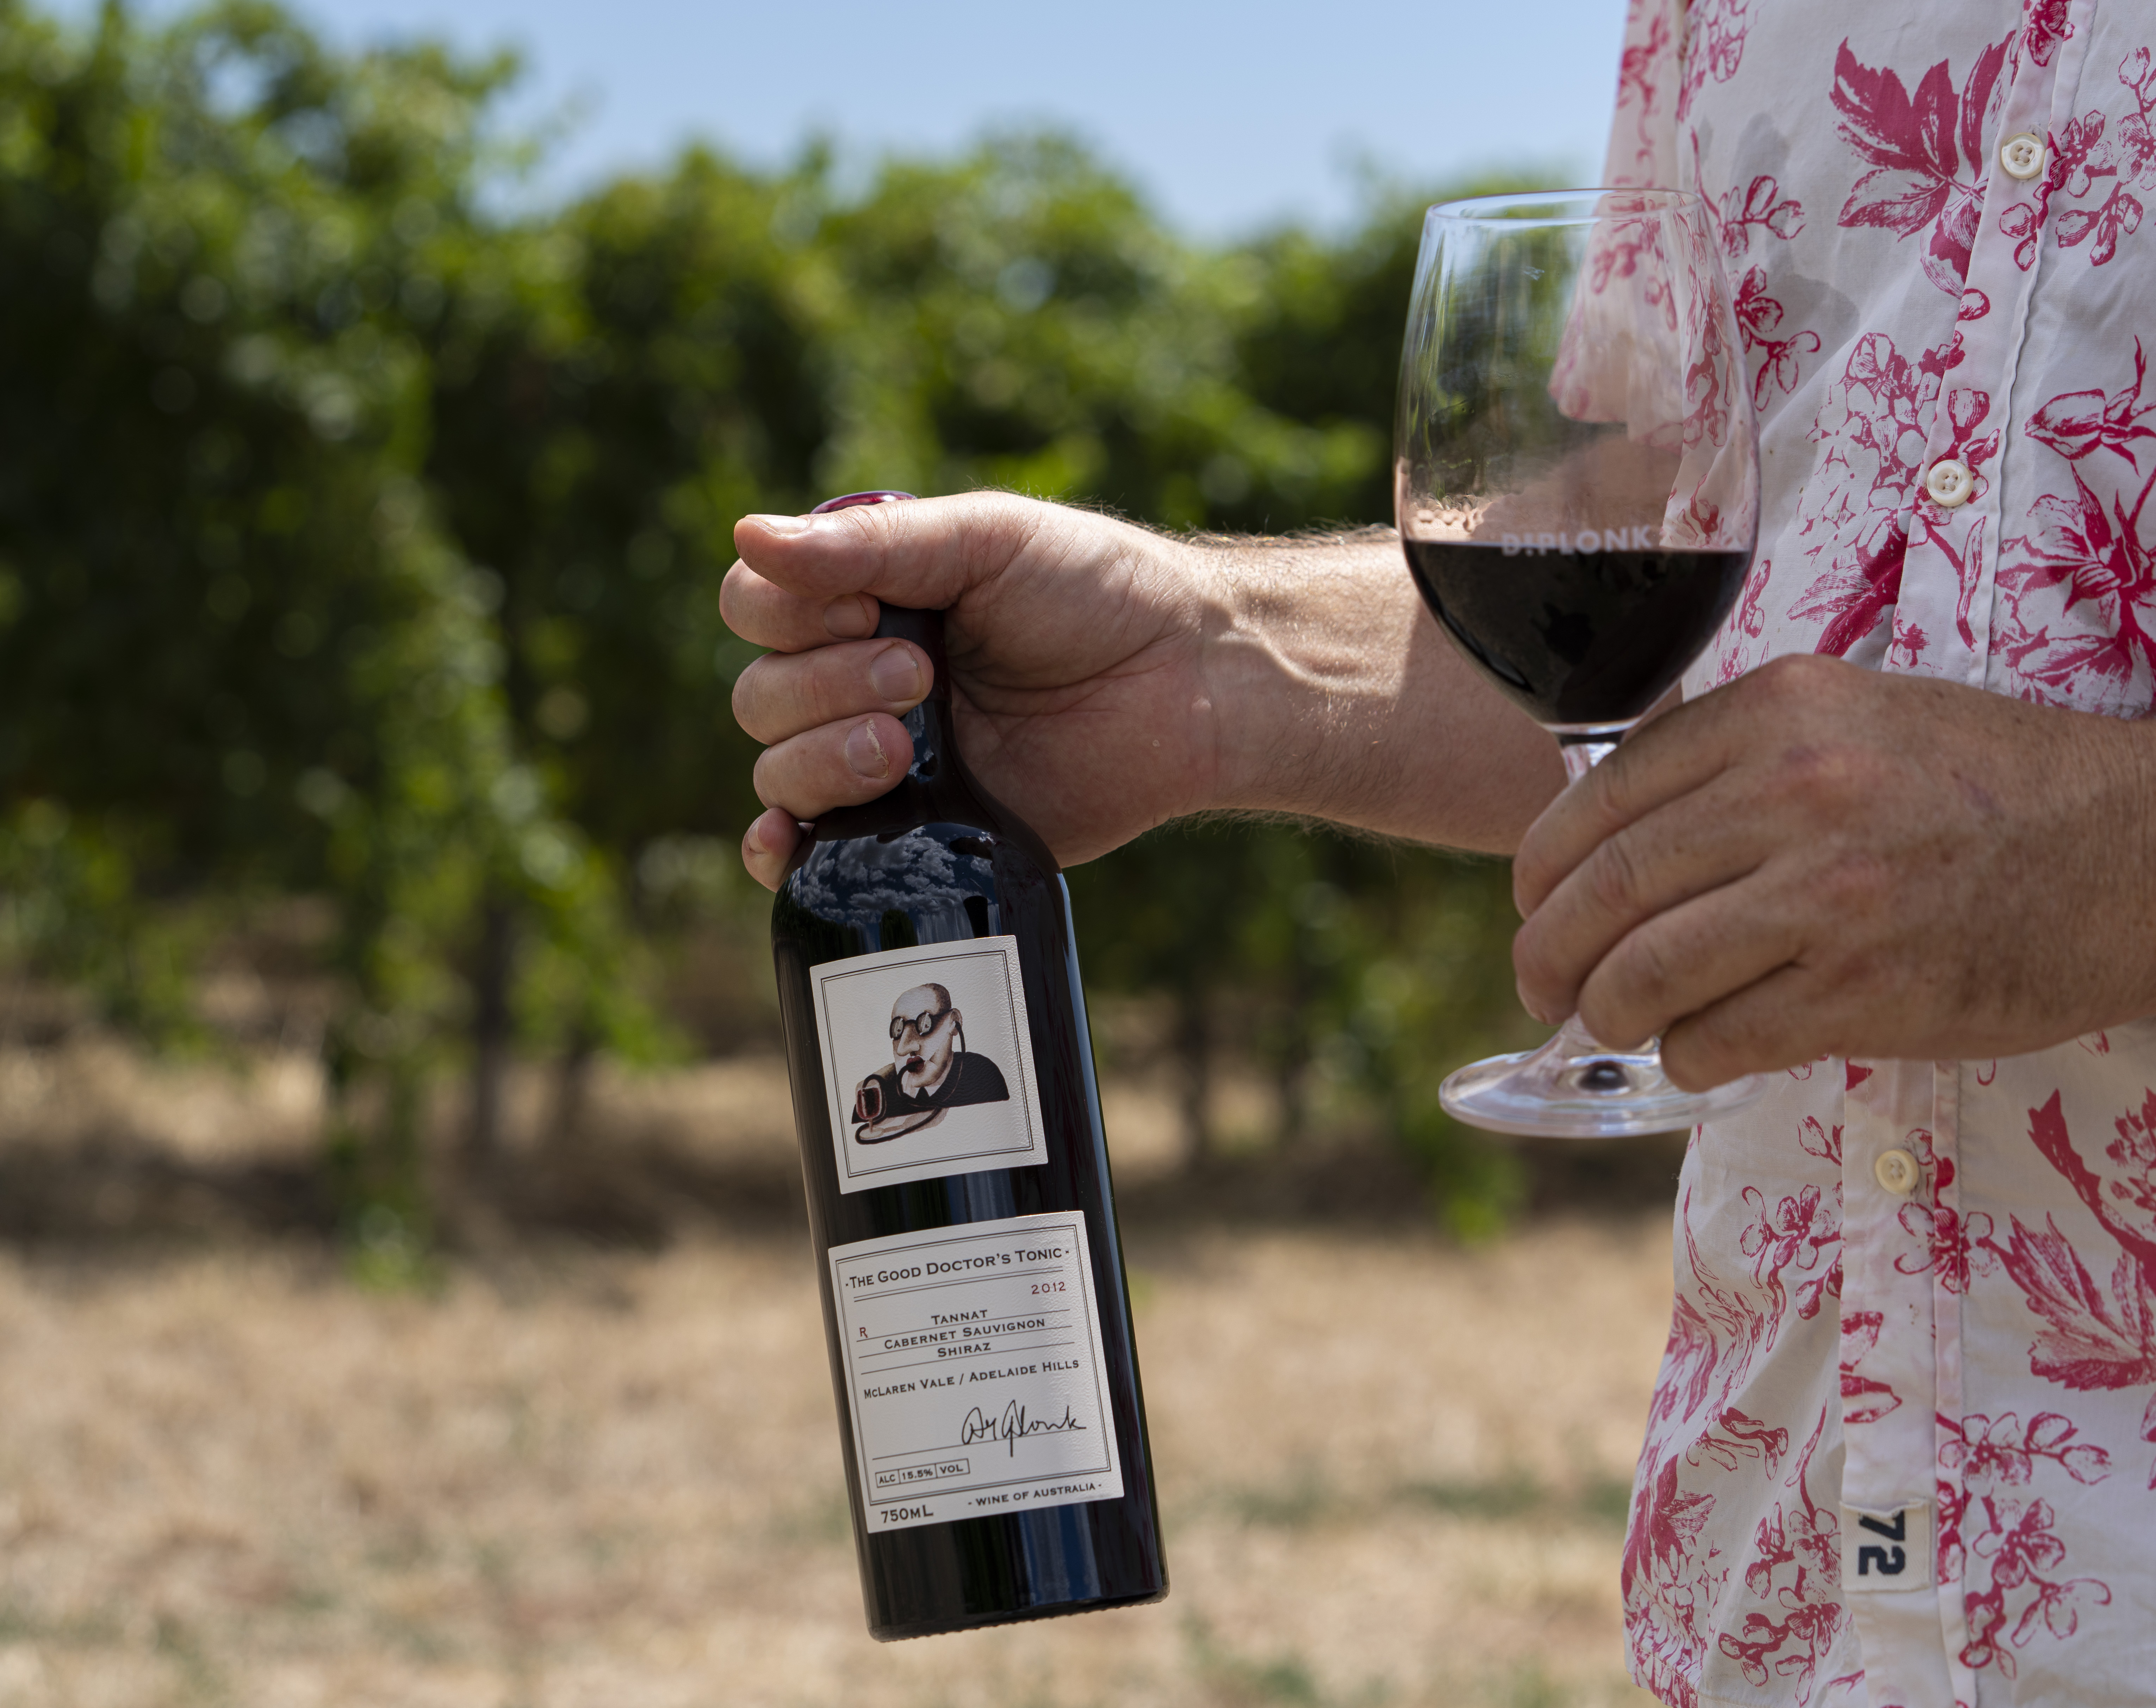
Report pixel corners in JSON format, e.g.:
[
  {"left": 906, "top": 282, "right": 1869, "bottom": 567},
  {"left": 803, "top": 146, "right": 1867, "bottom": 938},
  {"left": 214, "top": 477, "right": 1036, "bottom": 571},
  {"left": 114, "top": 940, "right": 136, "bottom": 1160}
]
[{"left": 732, "top": 491, "right": 1050, "bottom": 610}]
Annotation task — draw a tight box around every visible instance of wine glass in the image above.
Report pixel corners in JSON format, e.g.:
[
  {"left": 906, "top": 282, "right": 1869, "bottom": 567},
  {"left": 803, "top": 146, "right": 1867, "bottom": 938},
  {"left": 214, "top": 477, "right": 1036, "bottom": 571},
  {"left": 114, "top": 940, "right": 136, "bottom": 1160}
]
[{"left": 1395, "top": 188, "right": 1764, "bottom": 1138}]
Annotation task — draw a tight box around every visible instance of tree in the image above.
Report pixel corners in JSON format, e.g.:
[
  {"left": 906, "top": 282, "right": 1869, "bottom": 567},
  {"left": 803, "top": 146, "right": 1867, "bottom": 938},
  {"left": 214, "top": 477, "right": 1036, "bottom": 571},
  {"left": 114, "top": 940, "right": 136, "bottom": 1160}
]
[{"left": 0, "top": 1, "right": 618, "bottom": 1248}]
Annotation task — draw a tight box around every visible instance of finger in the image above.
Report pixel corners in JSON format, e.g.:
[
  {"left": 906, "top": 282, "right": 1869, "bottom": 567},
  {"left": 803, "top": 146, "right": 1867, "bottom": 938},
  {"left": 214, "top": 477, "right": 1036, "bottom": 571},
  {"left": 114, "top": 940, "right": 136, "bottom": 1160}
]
[
  {"left": 1659, "top": 963, "right": 1836, "bottom": 1091},
  {"left": 1512, "top": 702, "right": 1741, "bottom": 918},
  {"left": 1509, "top": 654, "right": 1863, "bottom": 918},
  {"left": 751, "top": 712, "right": 914, "bottom": 819},
  {"left": 1511, "top": 769, "right": 1766, "bottom": 1022},
  {"left": 732, "top": 639, "right": 931, "bottom": 744},
  {"left": 721, "top": 560, "right": 878, "bottom": 653},
  {"left": 732, "top": 492, "right": 1046, "bottom": 610},
  {"left": 1569, "top": 873, "right": 1805, "bottom": 1051},
  {"left": 743, "top": 808, "right": 805, "bottom": 893}
]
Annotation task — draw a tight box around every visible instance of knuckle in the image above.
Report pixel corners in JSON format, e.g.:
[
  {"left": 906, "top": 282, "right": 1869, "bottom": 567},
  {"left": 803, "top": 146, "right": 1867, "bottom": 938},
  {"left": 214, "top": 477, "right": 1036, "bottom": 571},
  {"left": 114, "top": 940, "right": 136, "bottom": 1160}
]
[
  {"left": 750, "top": 746, "right": 783, "bottom": 809},
  {"left": 803, "top": 650, "right": 850, "bottom": 725},
  {"left": 729, "top": 660, "right": 768, "bottom": 736},
  {"left": 1509, "top": 924, "right": 1565, "bottom": 1009},
  {"left": 741, "top": 828, "right": 781, "bottom": 891},
  {"left": 1748, "top": 650, "right": 1834, "bottom": 709},
  {"left": 1664, "top": 1011, "right": 1743, "bottom": 1091},
  {"left": 1772, "top": 739, "right": 1883, "bottom": 820},
  {"left": 1511, "top": 845, "right": 1556, "bottom": 914},
  {"left": 717, "top": 563, "right": 751, "bottom": 626},
  {"left": 1582, "top": 748, "right": 1639, "bottom": 825},
  {"left": 1657, "top": 1030, "right": 1715, "bottom": 1092},
  {"left": 1815, "top": 846, "right": 1892, "bottom": 918},
  {"left": 1613, "top": 925, "right": 1679, "bottom": 1012},
  {"left": 719, "top": 567, "right": 784, "bottom": 645},
  {"left": 1578, "top": 990, "right": 1649, "bottom": 1052},
  {"left": 1584, "top": 831, "right": 1647, "bottom": 919}
]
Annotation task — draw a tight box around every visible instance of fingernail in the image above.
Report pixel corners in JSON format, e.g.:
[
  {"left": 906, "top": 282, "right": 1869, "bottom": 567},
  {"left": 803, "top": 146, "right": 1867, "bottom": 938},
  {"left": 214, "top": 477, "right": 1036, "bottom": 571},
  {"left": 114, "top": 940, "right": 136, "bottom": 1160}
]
[
  {"left": 747, "top": 513, "right": 813, "bottom": 536},
  {"left": 845, "top": 719, "right": 889, "bottom": 779},
  {"left": 824, "top": 595, "right": 877, "bottom": 638},
  {"left": 869, "top": 644, "right": 924, "bottom": 703}
]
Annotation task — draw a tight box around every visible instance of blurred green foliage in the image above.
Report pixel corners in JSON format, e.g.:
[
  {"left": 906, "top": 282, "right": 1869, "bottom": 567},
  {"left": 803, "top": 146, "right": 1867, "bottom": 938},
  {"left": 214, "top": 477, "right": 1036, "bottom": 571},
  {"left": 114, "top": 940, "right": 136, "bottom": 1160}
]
[{"left": 0, "top": 0, "right": 1550, "bottom": 1233}]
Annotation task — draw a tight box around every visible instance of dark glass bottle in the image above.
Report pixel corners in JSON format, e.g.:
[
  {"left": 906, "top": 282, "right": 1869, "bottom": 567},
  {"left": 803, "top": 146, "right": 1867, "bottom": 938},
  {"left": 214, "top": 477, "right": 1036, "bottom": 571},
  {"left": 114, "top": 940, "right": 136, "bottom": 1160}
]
[{"left": 770, "top": 500, "right": 1167, "bottom": 1641}]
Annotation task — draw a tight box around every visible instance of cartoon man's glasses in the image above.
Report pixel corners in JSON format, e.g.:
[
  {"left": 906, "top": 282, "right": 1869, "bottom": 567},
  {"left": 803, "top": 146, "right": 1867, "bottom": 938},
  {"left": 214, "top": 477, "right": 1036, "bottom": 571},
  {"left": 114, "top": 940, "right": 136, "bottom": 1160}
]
[{"left": 889, "top": 1006, "right": 952, "bottom": 1043}]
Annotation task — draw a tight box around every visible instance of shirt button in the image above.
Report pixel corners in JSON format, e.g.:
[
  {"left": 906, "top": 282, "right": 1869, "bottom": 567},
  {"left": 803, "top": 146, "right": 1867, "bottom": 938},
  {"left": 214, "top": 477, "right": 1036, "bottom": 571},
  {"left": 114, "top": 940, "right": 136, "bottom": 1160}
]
[
  {"left": 1926, "top": 459, "right": 1974, "bottom": 507},
  {"left": 1874, "top": 1148, "right": 1921, "bottom": 1196},
  {"left": 2000, "top": 132, "right": 2046, "bottom": 180}
]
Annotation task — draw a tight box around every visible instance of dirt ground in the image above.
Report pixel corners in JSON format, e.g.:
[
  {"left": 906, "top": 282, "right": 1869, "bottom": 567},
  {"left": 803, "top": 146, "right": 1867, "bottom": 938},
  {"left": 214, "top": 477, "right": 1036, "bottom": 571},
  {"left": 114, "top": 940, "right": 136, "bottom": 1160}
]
[{"left": 0, "top": 1044, "right": 1677, "bottom": 1708}]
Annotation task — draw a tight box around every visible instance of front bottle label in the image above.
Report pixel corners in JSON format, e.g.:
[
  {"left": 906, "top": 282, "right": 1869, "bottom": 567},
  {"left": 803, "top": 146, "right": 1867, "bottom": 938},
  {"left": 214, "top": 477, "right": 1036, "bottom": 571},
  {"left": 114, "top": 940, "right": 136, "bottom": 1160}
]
[
  {"left": 808, "top": 936, "right": 1048, "bottom": 1193},
  {"left": 829, "top": 1210, "right": 1125, "bottom": 1531}
]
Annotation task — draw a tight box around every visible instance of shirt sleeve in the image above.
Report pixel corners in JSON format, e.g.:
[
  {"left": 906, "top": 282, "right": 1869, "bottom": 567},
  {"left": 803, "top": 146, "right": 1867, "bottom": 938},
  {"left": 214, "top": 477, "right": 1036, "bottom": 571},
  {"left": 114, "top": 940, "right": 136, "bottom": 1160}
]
[{"left": 1603, "top": 0, "right": 1681, "bottom": 189}]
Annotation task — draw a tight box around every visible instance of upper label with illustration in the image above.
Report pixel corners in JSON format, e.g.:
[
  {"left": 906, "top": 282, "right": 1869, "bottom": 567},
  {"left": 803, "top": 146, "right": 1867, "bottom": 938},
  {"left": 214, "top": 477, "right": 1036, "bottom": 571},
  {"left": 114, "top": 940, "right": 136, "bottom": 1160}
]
[{"left": 809, "top": 937, "right": 1048, "bottom": 1193}]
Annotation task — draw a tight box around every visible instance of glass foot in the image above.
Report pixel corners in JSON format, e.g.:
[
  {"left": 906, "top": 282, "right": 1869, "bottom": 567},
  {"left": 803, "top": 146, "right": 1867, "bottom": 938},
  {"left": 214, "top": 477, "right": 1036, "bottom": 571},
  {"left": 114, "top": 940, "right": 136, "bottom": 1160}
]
[{"left": 1438, "top": 1016, "right": 1764, "bottom": 1138}]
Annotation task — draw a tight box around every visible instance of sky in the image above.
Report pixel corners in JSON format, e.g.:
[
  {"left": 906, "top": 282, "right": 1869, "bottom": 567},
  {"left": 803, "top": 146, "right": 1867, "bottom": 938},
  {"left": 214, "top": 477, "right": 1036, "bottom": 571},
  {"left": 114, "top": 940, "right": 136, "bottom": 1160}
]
[{"left": 53, "top": 0, "right": 1629, "bottom": 238}]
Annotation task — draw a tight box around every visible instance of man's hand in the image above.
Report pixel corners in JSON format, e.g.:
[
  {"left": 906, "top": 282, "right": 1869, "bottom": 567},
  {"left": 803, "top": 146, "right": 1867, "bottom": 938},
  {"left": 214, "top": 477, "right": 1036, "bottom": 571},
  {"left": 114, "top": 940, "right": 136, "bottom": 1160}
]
[
  {"left": 725, "top": 494, "right": 1230, "bottom": 887},
  {"left": 725, "top": 492, "right": 1563, "bottom": 889},
  {"left": 1511, "top": 653, "right": 2156, "bottom": 1089}
]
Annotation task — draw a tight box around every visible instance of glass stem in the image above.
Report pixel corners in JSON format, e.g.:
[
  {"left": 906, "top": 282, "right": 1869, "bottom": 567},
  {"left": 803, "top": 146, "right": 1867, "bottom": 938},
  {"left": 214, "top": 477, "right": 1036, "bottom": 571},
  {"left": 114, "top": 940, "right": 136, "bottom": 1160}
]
[
  {"left": 1558, "top": 737, "right": 1620, "bottom": 783},
  {"left": 1554, "top": 732, "right": 1625, "bottom": 1057}
]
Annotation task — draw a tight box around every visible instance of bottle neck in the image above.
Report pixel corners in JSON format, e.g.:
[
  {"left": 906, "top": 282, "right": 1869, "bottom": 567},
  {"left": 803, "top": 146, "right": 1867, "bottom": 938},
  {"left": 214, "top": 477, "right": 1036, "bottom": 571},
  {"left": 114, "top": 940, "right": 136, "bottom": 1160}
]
[{"left": 876, "top": 605, "right": 958, "bottom": 790}]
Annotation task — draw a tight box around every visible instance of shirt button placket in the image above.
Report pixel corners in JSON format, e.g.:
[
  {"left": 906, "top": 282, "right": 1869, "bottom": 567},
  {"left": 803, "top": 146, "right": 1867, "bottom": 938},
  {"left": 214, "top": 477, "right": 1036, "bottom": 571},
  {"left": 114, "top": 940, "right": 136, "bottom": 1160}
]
[{"left": 1837, "top": 1064, "right": 1954, "bottom": 1706}]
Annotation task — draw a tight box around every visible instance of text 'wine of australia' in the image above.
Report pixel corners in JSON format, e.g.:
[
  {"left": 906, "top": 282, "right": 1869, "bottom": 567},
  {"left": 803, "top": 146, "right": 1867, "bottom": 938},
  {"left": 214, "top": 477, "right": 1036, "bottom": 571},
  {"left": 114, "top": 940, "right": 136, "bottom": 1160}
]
[{"left": 770, "top": 505, "right": 1167, "bottom": 1641}]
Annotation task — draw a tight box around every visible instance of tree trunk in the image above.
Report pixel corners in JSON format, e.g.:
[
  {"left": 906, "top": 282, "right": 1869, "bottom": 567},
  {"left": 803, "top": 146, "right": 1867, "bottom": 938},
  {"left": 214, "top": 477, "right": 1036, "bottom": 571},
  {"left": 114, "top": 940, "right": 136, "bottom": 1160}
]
[
  {"left": 548, "top": 1023, "right": 596, "bottom": 1152},
  {"left": 466, "top": 898, "right": 515, "bottom": 1172},
  {"left": 1175, "top": 984, "right": 1210, "bottom": 1167},
  {"left": 1274, "top": 959, "right": 1319, "bottom": 1146},
  {"left": 1275, "top": 1030, "right": 1311, "bottom": 1146}
]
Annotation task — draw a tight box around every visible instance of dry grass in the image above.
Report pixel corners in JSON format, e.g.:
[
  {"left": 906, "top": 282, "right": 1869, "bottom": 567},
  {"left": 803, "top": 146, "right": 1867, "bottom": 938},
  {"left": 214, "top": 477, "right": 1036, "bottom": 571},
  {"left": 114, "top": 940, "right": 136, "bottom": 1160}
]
[{"left": 0, "top": 1046, "right": 1673, "bottom": 1708}]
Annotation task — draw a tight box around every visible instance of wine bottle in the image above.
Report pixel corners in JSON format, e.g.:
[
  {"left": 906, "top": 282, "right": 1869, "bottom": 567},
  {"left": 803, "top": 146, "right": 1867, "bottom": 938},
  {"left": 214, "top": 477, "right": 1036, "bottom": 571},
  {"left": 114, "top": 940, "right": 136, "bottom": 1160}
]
[{"left": 770, "top": 492, "right": 1168, "bottom": 1640}]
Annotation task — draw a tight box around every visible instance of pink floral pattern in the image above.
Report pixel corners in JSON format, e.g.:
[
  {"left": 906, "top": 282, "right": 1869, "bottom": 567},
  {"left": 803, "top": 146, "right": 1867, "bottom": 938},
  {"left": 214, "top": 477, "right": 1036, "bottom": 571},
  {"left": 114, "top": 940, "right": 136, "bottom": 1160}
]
[
  {"left": 2016, "top": 0, "right": 2075, "bottom": 71},
  {"left": 1716, "top": 1413, "right": 1847, "bottom": 1704},
  {"left": 1996, "top": 345, "right": 2156, "bottom": 708},
  {"left": 1895, "top": 1126, "right": 1997, "bottom": 1292},
  {"left": 2000, "top": 51, "right": 2156, "bottom": 272},
  {"left": 1840, "top": 1310, "right": 1902, "bottom": 1423},
  {"left": 1602, "top": 0, "right": 2156, "bottom": 1700},
  {"left": 1939, "top": 1410, "right": 2114, "bottom": 1677},
  {"left": 1676, "top": 0, "right": 1754, "bottom": 124},
  {"left": 1787, "top": 327, "right": 1970, "bottom": 657},
  {"left": 1833, "top": 35, "right": 2010, "bottom": 294}
]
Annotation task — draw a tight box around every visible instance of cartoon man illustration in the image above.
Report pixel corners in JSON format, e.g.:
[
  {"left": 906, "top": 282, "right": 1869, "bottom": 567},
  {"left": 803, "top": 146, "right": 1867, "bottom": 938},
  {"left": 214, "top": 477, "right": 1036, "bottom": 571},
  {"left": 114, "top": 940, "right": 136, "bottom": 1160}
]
[{"left": 853, "top": 982, "right": 1011, "bottom": 1142}]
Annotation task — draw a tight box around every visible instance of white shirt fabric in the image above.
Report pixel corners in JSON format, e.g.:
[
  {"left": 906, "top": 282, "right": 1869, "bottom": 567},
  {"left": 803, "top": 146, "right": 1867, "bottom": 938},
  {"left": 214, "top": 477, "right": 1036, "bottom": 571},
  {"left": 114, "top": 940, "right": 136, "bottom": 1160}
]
[{"left": 1605, "top": 3, "right": 2156, "bottom": 1705}]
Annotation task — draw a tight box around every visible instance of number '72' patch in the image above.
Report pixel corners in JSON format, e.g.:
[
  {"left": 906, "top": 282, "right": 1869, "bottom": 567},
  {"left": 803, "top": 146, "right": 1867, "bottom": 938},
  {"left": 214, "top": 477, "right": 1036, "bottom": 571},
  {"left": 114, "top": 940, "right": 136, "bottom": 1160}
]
[{"left": 1839, "top": 1501, "right": 1933, "bottom": 1591}]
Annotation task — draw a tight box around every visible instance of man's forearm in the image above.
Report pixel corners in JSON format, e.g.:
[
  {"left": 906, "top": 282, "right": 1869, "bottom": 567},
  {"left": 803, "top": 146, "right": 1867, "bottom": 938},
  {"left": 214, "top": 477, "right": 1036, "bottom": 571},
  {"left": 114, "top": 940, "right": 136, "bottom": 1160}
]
[{"left": 1195, "top": 529, "right": 1565, "bottom": 853}]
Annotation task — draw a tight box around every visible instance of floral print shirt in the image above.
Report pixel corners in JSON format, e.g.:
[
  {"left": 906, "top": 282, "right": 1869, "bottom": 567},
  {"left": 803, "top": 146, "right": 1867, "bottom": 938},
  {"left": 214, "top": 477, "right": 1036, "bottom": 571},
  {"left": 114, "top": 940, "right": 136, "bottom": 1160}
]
[{"left": 1604, "top": 3, "right": 2156, "bottom": 1705}]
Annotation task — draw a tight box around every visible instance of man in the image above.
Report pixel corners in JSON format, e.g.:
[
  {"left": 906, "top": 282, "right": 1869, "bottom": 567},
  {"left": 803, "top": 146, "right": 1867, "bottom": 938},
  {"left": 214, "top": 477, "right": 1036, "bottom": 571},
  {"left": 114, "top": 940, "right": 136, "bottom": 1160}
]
[
  {"left": 726, "top": 1, "right": 2156, "bottom": 1702},
  {"left": 853, "top": 981, "right": 1011, "bottom": 1142}
]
